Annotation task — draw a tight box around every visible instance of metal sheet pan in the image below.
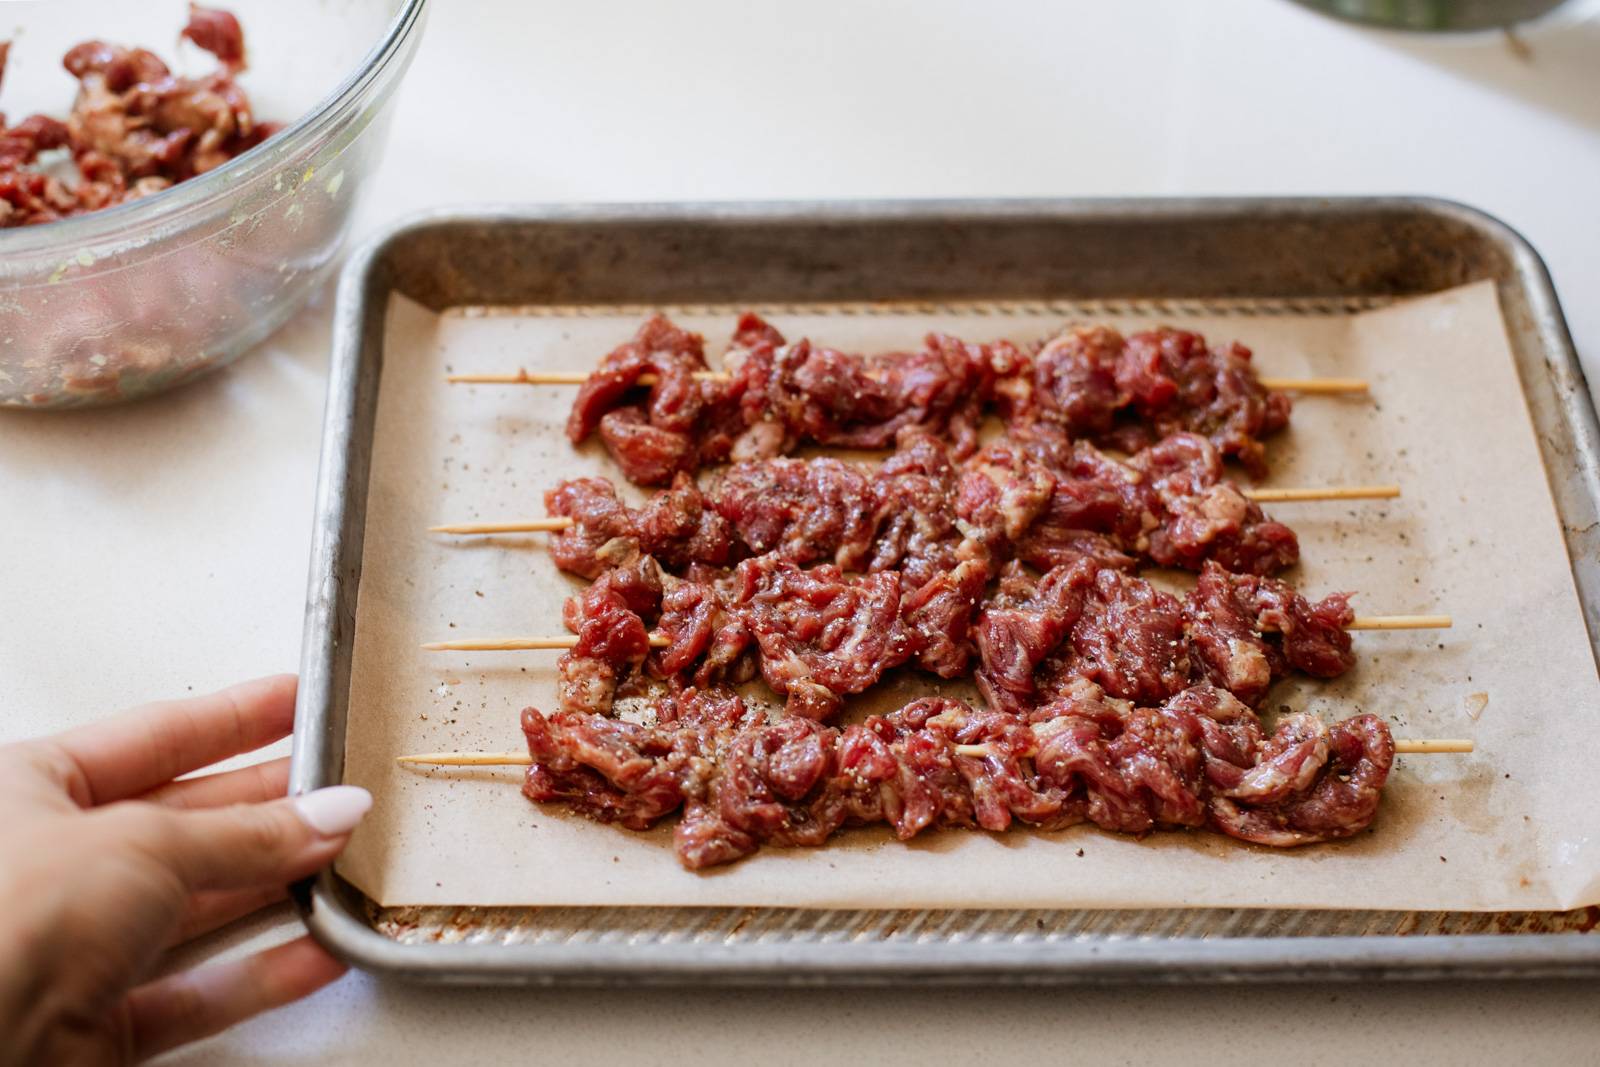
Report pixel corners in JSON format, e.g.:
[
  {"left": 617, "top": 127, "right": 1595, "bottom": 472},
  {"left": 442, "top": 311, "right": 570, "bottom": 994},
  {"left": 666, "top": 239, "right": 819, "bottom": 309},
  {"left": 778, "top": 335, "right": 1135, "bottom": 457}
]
[{"left": 292, "top": 199, "right": 1600, "bottom": 983}]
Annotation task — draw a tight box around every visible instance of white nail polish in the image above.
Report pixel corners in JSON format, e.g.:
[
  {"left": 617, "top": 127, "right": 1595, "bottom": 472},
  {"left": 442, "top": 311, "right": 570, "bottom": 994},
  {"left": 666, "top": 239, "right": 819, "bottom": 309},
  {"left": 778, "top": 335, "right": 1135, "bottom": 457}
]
[{"left": 294, "top": 786, "right": 373, "bottom": 836}]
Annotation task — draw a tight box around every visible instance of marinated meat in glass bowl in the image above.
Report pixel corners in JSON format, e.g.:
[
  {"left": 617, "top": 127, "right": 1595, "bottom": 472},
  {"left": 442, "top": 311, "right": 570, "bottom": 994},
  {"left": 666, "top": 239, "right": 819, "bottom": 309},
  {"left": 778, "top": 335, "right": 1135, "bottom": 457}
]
[{"left": 0, "top": 0, "right": 426, "bottom": 408}]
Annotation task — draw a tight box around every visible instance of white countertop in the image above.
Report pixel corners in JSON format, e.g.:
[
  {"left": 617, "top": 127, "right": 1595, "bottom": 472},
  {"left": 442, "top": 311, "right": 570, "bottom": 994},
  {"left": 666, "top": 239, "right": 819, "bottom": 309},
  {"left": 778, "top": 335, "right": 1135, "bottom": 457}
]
[{"left": 5, "top": 0, "right": 1600, "bottom": 1061}]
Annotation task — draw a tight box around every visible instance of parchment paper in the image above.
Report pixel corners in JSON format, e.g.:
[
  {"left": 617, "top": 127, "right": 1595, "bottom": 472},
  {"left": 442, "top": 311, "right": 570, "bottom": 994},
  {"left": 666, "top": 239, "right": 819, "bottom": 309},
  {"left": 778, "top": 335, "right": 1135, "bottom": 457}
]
[{"left": 336, "top": 281, "right": 1600, "bottom": 911}]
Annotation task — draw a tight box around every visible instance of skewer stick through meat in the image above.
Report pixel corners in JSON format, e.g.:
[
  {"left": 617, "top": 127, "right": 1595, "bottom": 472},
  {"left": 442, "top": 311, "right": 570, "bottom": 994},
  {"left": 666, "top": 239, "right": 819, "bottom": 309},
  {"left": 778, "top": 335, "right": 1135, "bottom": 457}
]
[
  {"left": 421, "top": 550, "right": 1450, "bottom": 725},
  {"left": 429, "top": 415, "right": 1445, "bottom": 721},
  {"left": 448, "top": 369, "right": 1369, "bottom": 394},
  {"left": 461, "top": 315, "right": 1361, "bottom": 486},
  {"left": 397, "top": 736, "right": 1473, "bottom": 765},
  {"left": 390, "top": 683, "right": 1451, "bottom": 868},
  {"left": 427, "top": 480, "right": 1402, "bottom": 535},
  {"left": 429, "top": 425, "right": 1388, "bottom": 581},
  {"left": 423, "top": 613, "right": 1451, "bottom": 653},
  {"left": 421, "top": 635, "right": 671, "bottom": 651},
  {"left": 947, "top": 736, "right": 1473, "bottom": 758}
]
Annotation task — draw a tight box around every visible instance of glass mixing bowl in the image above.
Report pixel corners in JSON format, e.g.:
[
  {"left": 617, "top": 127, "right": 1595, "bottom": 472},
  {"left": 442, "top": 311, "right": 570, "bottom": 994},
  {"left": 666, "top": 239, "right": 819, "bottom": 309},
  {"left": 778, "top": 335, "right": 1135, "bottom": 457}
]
[{"left": 0, "top": 0, "right": 427, "bottom": 408}]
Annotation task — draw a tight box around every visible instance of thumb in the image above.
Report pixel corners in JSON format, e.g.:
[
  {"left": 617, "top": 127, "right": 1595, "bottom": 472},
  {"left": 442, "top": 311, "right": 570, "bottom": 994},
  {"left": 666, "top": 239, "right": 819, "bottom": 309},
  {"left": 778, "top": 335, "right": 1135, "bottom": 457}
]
[{"left": 136, "top": 786, "right": 372, "bottom": 892}]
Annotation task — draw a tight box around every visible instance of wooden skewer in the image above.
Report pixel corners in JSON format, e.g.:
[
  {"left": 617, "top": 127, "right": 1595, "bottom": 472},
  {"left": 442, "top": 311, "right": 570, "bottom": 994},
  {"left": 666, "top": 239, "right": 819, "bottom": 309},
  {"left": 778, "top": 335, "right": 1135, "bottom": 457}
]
[
  {"left": 1388, "top": 738, "right": 1476, "bottom": 754},
  {"left": 446, "top": 370, "right": 718, "bottom": 386},
  {"left": 398, "top": 751, "right": 534, "bottom": 766},
  {"left": 428, "top": 483, "right": 1403, "bottom": 535},
  {"left": 1347, "top": 614, "right": 1452, "bottom": 631},
  {"left": 424, "top": 612, "right": 1451, "bottom": 653},
  {"left": 397, "top": 735, "right": 1471, "bottom": 766},
  {"left": 447, "top": 369, "right": 1369, "bottom": 394},
  {"left": 429, "top": 517, "right": 576, "bottom": 535},
  {"left": 1258, "top": 377, "right": 1369, "bottom": 394},
  {"left": 1244, "top": 485, "right": 1399, "bottom": 503},
  {"left": 421, "top": 635, "right": 672, "bottom": 651}
]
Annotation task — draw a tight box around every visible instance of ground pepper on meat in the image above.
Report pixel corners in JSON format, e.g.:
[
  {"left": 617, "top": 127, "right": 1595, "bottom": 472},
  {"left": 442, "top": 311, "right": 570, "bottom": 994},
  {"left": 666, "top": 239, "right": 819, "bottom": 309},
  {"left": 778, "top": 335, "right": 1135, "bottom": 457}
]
[
  {"left": 714, "top": 456, "right": 878, "bottom": 570},
  {"left": 1005, "top": 324, "right": 1292, "bottom": 477},
  {"left": 0, "top": 6, "right": 277, "bottom": 227},
  {"left": 1183, "top": 560, "right": 1354, "bottom": 706},
  {"left": 555, "top": 556, "right": 662, "bottom": 716},
  {"left": 520, "top": 683, "right": 1396, "bottom": 869},
  {"left": 568, "top": 314, "right": 1022, "bottom": 484},
  {"left": 556, "top": 549, "right": 995, "bottom": 721},
  {"left": 1131, "top": 433, "right": 1299, "bottom": 574},
  {"left": 972, "top": 559, "right": 1355, "bottom": 716},
  {"left": 726, "top": 320, "right": 1010, "bottom": 458}
]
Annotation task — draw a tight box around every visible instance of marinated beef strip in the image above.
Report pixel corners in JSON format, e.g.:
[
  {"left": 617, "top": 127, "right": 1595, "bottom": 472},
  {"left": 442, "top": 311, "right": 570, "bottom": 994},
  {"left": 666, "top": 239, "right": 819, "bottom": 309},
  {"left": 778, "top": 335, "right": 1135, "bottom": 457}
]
[
  {"left": 566, "top": 316, "right": 748, "bottom": 486},
  {"left": 964, "top": 425, "right": 1296, "bottom": 576},
  {"left": 728, "top": 321, "right": 1012, "bottom": 458},
  {"left": 1130, "top": 432, "right": 1299, "bottom": 575},
  {"left": 545, "top": 474, "right": 734, "bottom": 580},
  {"left": 567, "top": 313, "right": 1017, "bottom": 485},
  {"left": 561, "top": 552, "right": 990, "bottom": 722},
  {"left": 712, "top": 455, "right": 878, "bottom": 570},
  {"left": 522, "top": 687, "right": 756, "bottom": 832},
  {"left": 1, "top": 6, "right": 277, "bottom": 227},
  {"left": 958, "top": 423, "right": 1151, "bottom": 573},
  {"left": 568, "top": 316, "right": 1291, "bottom": 484},
  {"left": 730, "top": 557, "right": 910, "bottom": 721},
  {"left": 715, "top": 425, "right": 970, "bottom": 586},
  {"left": 547, "top": 425, "right": 1297, "bottom": 591},
  {"left": 548, "top": 424, "right": 985, "bottom": 586},
  {"left": 958, "top": 424, "right": 1298, "bottom": 577},
  {"left": 1002, "top": 324, "right": 1292, "bottom": 477},
  {"left": 868, "top": 427, "right": 973, "bottom": 588},
  {"left": 973, "top": 559, "right": 1356, "bottom": 717},
  {"left": 974, "top": 560, "right": 1190, "bottom": 714},
  {"left": 650, "top": 565, "right": 758, "bottom": 691},
  {"left": 520, "top": 681, "right": 1396, "bottom": 869},
  {"left": 556, "top": 546, "right": 1353, "bottom": 726},
  {"left": 1183, "top": 560, "right": 1354, "bottom": 706},
  {"left": 554, "top": 556, "right": 663, "bottom": 716}
]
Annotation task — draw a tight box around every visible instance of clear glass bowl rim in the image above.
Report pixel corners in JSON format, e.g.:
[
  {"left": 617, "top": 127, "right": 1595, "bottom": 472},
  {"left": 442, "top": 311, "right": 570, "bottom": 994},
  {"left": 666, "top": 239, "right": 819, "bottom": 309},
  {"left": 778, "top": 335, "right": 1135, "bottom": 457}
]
[{"left": 0, "top": 0, "right": 428, "bottom": 256}]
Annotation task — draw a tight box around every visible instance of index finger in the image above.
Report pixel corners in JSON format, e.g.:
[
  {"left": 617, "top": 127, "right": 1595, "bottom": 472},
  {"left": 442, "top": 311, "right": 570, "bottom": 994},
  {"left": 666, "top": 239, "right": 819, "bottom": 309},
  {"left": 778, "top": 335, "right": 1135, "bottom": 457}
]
[{"left": 43, "top": 674, "right": 298, "bottom": 807}]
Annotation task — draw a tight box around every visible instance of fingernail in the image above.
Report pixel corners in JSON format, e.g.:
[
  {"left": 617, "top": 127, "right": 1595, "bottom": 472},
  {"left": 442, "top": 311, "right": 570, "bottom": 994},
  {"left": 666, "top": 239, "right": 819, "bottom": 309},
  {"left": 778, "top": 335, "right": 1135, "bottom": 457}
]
[{"left": 293, "top": 786, "right": 372, "bottom": 836}]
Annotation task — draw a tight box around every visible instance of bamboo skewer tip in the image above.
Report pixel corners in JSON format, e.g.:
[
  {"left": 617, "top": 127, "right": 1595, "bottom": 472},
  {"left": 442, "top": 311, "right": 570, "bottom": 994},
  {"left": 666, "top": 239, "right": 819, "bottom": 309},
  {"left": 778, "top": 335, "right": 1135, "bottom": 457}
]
[
  {"left": 430, "top": 517, "right": 575, "bottom": 535},
  {"left": 446, "top": 370, "right": 587, "bottom": 385},
  {"left": 425, "top": 635, "right": 671, "bottom": 651},
  {"left": 397, "top": 751, "right": 533, "bottom": 766},
  {"left": 1244, "top": 484, "right": 1400, "bottom": 503},
  {"left": 1394, "top": 739, "right": 1474, "bottom": 754},
  {"left": 1258, "top": 376, "right": 1370, "bottom": 395},
  {"left": 1348, "top": 614, "right": 1452, "bottom": 631}
]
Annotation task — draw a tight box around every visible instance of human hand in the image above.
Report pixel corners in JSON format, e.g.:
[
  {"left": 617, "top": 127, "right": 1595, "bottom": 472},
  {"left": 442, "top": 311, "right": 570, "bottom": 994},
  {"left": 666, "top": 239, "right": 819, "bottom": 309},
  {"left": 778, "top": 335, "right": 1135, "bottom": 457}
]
[{"left": 0, "top": 674, "right": 370, "bottom": 1065}]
